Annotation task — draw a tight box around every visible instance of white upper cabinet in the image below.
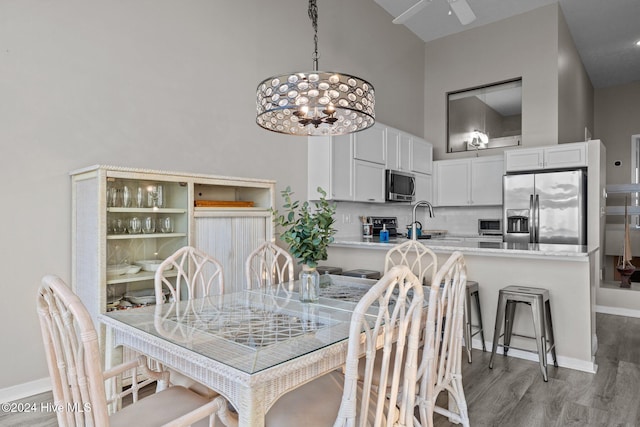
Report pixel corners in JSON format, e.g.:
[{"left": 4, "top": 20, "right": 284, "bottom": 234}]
[
  {"left": 434, "top": 159, "right": 470, "bottom": 206},
  {"left": 309, "top": 121, "right": 432, "bottom": 204},
  {"left": 411, "top": 137, "right": 433, "bottom": 175},
  {"left": 434, "top": 155, "right": 504, "bottom": 206},
  {"left": 385, "top": 126, "right": 433, "bottom": 175},
  {"left": 353, "top": 122, "right": 386, "bottom": 164},
  {"left": 386, "top": 127, "right": 399, "bottom": 170},
  {"left": 354, "top": 160, "right": 386, "bottom": 203},
  {"left": 471, "top": 156, "right": 504, "bottom": 205},
  {"left": 308, "top": 134, "right": 353, "bottom": 201},
  {"left": 414, "top": 172, "right": 433, "bottom": 204},
  {"left": 505, "top": 142, "right": 587, "bottom": 172}
]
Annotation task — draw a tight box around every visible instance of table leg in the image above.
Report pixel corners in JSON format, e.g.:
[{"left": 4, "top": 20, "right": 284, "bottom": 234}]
[{"left": 237, "top": 384, "right": 266, "bottom": 427}]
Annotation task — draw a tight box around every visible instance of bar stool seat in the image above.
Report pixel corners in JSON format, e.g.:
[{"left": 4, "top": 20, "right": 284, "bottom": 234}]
[
  {"left": 464, "top": 280, "right": 486, "bottom": 363},
  {"left": 489, "top": 285, "right": 558, "bottom": 381}
]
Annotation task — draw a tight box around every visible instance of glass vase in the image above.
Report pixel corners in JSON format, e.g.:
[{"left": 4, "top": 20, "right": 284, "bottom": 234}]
[{"left": 299, "top": 265, "right": 320, "bottom": 303}]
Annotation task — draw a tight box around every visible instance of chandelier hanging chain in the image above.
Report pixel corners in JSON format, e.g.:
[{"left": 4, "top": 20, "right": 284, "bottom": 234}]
[{"left": 309, "top": 0, "right": 319, "bottom": 71}]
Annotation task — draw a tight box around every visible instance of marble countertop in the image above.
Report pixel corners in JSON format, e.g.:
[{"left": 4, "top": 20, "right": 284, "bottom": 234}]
[{"left": 331, "top": 236, "right": 594, "bottom": 259}]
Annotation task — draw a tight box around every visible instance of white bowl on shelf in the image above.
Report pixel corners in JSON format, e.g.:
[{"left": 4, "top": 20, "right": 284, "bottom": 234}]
[
  {"left": 107, "top": 264, "right": 132, "bottom": 276},
  {"left": 126, "top": 265, "right": 142, "bottom": 274},
  {"left": 135, "top": 260, "right": 173, "bottom": 272},
  {"left": 124, "top": 288, "right": 168, "bottom": 305}
]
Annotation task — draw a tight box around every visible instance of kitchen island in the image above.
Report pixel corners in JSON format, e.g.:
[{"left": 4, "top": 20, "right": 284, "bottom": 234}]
[{"left": 324, "top": 237, "right": 598, "bottom": 373}]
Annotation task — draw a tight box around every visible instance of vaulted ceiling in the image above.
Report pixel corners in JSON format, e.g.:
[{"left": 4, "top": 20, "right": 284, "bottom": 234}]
[{"left": 374, "top": 0, "right": 640, "bottom": 88}]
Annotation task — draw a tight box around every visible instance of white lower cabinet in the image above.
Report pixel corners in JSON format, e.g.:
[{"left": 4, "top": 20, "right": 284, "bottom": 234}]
[
  {"left": 194, "top": 214, "right": 270, "bottom": 294},
  {"left": 434, "top": 155, "right": 503, "bottom": 206}
]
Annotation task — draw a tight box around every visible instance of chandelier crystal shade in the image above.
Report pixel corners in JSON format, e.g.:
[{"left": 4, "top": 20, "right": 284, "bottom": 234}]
[{"left": 255, "top": 0, "right": 375, "bottom": 136}]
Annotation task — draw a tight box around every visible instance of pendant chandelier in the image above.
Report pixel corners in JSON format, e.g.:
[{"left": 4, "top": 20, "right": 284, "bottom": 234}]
[{"left": 256, "top": 0, "right": 375, "bottom": 136}]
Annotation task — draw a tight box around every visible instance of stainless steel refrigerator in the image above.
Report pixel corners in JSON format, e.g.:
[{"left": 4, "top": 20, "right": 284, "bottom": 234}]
[{"left": 503, "top": 169, "right": 587, "bottom": 244}]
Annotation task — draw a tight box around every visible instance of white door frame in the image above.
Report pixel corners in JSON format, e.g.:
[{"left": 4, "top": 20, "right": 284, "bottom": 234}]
[{"left": 630, "top": 134, "right": 640, "bottom": 225}]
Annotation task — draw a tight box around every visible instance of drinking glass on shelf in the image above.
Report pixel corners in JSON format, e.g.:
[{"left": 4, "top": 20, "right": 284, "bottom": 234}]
[
  {"left": 107, "top": 185, "right": 121, "bottom": 207},
  {"left": 146, "top": 184, "right": 166, "bottom": 208},
  {"left": 142, "top": 216, "right": 155, "bottom": 234},
  {"left": 122, "top": 185, "right": 132, "bottom": 208},
  {"left": 128, "top": 217, "right": 142, "bottom": 234},
  {"left": 158, "top": 216, "right": 173, "bottom": 233},
  {"left": 147, "top": 185, "right": 158, "bottom": 208},
  {"left": 111, "top": 218, "right": 126, "bottom": 234},
  {"left": 135, "top": 186, "right": 144, "bottom": 208},
  {"left": 156, "top": 184, "right": 165, "bottom": 208}
]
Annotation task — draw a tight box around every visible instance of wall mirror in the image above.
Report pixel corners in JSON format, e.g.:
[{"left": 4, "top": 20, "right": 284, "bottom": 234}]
[{"left": 447, "top": 79, "right": 522, "bottom": 153}]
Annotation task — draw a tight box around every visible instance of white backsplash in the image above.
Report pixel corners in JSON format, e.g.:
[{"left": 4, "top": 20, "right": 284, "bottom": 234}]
[{"left": 333, "top": 201, "right": 502, "bottom": 238}]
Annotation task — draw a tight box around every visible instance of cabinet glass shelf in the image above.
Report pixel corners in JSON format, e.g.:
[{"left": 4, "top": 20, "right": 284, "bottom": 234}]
[
  {"left": 107, "top": 269, "right": 178, "bottom": 285},
  {"left": 107, "top": 233, "right": 187, "bottom": 240},
  {"left": 107, "top": 208, "right": 187, "bottom": 214}
]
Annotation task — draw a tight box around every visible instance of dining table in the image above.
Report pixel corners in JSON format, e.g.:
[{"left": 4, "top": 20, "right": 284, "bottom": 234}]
[{"left": 99, "top": 274, "right": 386, "bottom": 427}]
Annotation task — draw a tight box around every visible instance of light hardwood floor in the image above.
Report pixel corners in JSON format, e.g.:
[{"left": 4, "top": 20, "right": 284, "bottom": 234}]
[{"left": 2, "top": 313, "right": 639, "bottom": 426}]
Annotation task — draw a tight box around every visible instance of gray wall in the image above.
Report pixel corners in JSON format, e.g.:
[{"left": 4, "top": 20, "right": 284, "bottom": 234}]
[
  {"left": 557, "top": 6, "right": 594, "bottom": 144},
  {"left": 595, "top": 82, "right": 640, "bottom": 187},
  {"left": 424, "top": 4, "right": 586, "bottom": 160},
  {"left": 0, "top": 0, "right": 425, "bottom": 390}
]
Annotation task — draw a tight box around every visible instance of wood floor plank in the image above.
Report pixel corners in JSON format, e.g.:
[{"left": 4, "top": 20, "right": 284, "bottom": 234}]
[
  {"left": 606, "top": 360, "right": 640, "bottom": 426},
  {"left": 555, "top": 401, "right": 612, "bottom": 427},
  {"left": 495, "top": 376, "right": 570, "bottom": 427}
]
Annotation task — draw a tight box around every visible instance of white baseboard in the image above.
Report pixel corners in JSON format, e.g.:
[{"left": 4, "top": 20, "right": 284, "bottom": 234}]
[
  {"left": 472, "top": 340, "right": 597, "bottom": 374},
  {"left": 0, "top": 377, "right": 51, "bottom": 404},
  {"left": 596, "top": 305, "right": 640, "bottom": 318}
]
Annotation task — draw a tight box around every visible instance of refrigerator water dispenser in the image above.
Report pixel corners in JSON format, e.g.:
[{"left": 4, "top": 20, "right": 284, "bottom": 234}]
[{"left": 506, "top": 210, "right": 529, "bottom": 233}]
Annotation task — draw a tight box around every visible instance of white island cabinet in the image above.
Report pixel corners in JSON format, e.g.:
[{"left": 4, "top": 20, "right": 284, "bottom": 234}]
[
  {"left": 71, "top": 165, "right": 275, "bottom": 343},
  {"left": 325, "top": 239, "right": 598, "bottom": 374}
]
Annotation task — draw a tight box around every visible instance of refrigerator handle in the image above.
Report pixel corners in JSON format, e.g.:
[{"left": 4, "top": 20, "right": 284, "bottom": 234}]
[
  {"left": 535, "top": 194, "right": 540, "bottom": 243},
  {"left": 529, "top": 194, "right": 534, "bottom": 243}
]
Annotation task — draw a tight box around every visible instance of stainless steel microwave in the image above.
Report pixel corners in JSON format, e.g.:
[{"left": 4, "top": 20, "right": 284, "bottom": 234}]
[{"left": 385, "top": 169, "right": 416, "bottom": 202}]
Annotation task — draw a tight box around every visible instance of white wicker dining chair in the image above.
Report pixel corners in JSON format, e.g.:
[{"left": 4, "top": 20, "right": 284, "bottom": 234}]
[
  {"left": 37, "top": 274, "right": 229, "bottom": 427},
  {"left": 245, "top": 241, "right": 294, "bottom": 294},
  {"left": 415, "top": 251, "right": 470, "bottom": 427},
  {"left": 154, "top": 245, "right": 225, "bottom": 399},
  {"left": 264, "top": 265, "right": 425, "bottom": 427},
  {"left": 155, "top": 246, "right": 225, "bottom": 305},
  {"left": 384, "top": 239, "right": 438, "bottom": 286}
]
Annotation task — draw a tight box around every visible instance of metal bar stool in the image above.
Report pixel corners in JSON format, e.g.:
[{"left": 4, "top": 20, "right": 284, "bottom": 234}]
[
  {"left": 488, "top": 285, "right": 558, "bottom": 381},
  {"left": 464, "top": 280, "right": 486, "bottom": 363}
]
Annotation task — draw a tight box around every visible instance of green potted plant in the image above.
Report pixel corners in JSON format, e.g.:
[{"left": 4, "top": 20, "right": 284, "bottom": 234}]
[{"left": 271, "top": 186, "right": 337, "bottom": 302}]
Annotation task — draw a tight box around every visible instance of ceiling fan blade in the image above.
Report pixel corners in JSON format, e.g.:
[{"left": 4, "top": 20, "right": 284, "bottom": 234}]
[
  {"left": 393, "top": 0, "right": 432, "bottom": 24},
  {"left": 449, "top": 0, "right": 476, "bottom": 25}
]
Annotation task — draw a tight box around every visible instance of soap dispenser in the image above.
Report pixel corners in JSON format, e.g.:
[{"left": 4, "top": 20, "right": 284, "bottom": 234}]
[{"left": 379, "top": 224, "right": 389, "bottom": 242}]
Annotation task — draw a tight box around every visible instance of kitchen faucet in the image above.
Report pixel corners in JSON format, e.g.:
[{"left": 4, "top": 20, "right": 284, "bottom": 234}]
[{"left": 411, "top": 200, "right": 434, "bottom": 240}]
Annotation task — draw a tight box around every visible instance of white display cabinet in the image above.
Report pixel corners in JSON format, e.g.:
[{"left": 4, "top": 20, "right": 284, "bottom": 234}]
[{"left": 71, "top": 165, "right": 275, "bottom": 337}]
